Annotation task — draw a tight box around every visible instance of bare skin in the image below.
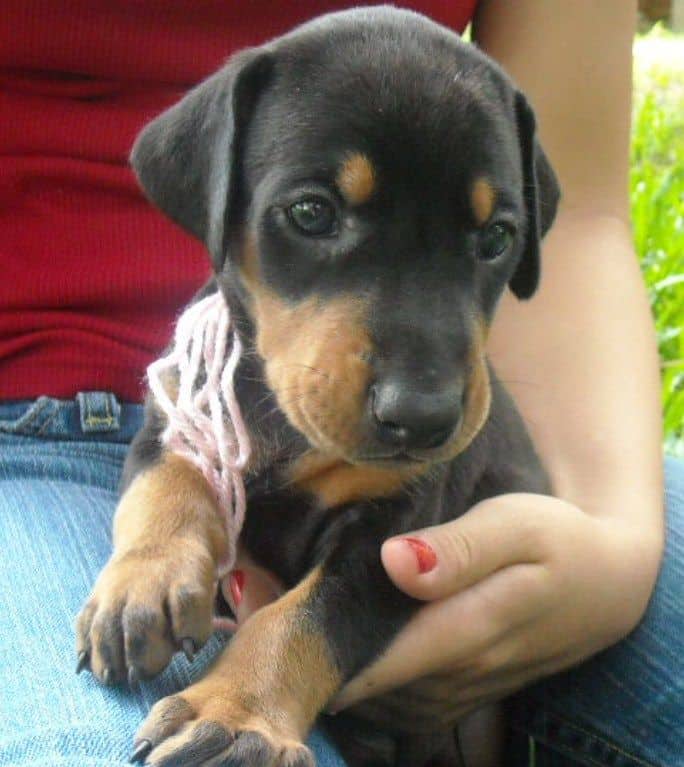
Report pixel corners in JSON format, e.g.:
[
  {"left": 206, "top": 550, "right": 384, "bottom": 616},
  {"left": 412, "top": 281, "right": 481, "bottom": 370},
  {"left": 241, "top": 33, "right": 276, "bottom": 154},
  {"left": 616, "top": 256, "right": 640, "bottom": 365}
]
[{"left": 237, "top": 0, "right": 664, "bottom": 758}]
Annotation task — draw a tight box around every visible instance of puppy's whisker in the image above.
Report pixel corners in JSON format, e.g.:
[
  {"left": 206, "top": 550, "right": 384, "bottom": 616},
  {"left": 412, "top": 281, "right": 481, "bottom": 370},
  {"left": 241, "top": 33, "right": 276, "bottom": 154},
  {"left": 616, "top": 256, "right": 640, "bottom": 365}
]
[
  {"left": 253, "top": 392, "right": 278, "bottom": 411},
  {"left": 273, "top": 392, "right": 310, "bottom": 410},
  {"left": 257, "top": 384, "right": 305, "bottom": 406},
  {"left": 239, "top": 374, "right": 269, "bottom": 384},
  {"left": 269, "top": 362, "right": 331, "bottom": 380},
  {"left": 259, "top": 393, "right": 310, "bottom": 423},
  {"left": 252, "top": 383, "right": 306, "bottom": 411}
]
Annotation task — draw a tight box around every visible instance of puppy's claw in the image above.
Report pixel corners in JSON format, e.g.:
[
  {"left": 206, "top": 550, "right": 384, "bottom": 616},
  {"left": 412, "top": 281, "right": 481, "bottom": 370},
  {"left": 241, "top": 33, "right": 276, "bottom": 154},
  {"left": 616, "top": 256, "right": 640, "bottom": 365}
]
[
  {"left": 129, "top": 739, "right": 152, "bottom": 764},
  {"left": 102, "top": 667, "right": 113, "bottom": 686},
  {"left": 75, "top": 650, "right": 89, "bottom": 675},
  {"left": 181, "top": 637, "right": 196, "bottom": 663}
]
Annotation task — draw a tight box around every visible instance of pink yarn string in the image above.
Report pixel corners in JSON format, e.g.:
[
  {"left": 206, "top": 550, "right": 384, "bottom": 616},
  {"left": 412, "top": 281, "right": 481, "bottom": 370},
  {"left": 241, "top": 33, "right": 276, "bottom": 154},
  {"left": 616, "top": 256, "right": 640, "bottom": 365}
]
[{"left": 147, "top": 291, "right": 251, "bottom": 630}]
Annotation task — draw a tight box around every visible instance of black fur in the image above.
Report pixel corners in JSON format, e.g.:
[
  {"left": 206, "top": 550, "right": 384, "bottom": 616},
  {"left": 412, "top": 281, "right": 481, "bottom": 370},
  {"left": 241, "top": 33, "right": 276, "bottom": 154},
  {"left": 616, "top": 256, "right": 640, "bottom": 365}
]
[{"left": 127, "top": 7, "right": 559, "bottom": 766}]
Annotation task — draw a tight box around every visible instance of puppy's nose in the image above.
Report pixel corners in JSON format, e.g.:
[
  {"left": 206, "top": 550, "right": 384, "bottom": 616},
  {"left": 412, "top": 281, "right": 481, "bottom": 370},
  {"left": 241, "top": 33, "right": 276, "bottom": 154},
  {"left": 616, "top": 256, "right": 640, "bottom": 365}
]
[{"left": 370, "top": 381, "right": 461, "bottom": 451}]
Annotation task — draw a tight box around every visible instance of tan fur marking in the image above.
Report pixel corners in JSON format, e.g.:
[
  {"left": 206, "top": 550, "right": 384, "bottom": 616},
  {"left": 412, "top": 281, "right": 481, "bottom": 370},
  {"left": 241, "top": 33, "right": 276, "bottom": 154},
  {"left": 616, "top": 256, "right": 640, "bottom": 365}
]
[
  {"left": 179, "top": 567, "right": 339, "bottom": 740},
  {"left": 449, "top": 318, "right": 491, "bottom": 456},
  {"left": 77, "top": 452, "right": 225, "bottom": 680},
  {"left": 471, "top": 177, "right": 496, "bottom": 225},
  {"left": 258, "top": 292, "right": 372, "bottom": 456},
  {"left": 239, "top": 234, "right": 261, "bottom": 291},
  {"left": 336, "top": 152, "right": 376, "bottom": 205},
  {"left": 290, "top": 450, "right": 424, "bottom": 507},
  {"left": 113, "top": 452, "right": 226, "bottom": 561},
  {"left": 240, "top": 238, "right": 375, "bottom": 459}
]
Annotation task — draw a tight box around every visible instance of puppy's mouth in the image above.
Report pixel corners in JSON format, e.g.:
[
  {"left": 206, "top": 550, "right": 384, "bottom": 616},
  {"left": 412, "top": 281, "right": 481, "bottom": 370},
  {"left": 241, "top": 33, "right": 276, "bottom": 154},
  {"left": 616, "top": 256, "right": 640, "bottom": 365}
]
[{"left": 354, "top": 451, "right": 429, "bottom": 466}]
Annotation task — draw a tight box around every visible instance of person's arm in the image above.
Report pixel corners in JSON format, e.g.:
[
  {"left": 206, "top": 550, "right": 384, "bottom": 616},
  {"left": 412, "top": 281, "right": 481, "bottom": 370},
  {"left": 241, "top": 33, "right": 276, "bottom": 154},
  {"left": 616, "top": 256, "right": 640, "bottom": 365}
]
[
  {"left": 331, "top": 0, "right": 665, "bottom": 712},
  {"left": 479, "top": 0, "right": 663, "bottom": 537}
]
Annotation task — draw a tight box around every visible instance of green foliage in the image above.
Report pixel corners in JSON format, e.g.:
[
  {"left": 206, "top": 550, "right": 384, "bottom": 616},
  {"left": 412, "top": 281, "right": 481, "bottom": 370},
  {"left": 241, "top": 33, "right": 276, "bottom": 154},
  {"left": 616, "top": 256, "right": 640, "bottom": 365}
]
[{"left": 632, "top": 29, "right": 684, "bottom": 455}]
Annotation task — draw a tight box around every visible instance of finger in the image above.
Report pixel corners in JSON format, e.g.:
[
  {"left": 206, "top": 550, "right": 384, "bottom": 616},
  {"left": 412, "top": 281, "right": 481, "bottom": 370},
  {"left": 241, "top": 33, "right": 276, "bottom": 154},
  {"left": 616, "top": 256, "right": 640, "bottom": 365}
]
[
  {"left": 381, "top": 492, "right": 565, "bottom": 601},
  {"left": 435, "top": 646, "right": 575, "bottom": 719},
  {"left": 331, "top": 562, "right": 548, "bottom": 710}
]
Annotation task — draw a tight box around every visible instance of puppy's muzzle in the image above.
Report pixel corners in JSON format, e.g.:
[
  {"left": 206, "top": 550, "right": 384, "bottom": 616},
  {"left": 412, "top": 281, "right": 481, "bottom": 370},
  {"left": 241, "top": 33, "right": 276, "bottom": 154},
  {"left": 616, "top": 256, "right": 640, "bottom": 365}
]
[{"left": 369, "top": 378, "right": 463, "bottom": 452}]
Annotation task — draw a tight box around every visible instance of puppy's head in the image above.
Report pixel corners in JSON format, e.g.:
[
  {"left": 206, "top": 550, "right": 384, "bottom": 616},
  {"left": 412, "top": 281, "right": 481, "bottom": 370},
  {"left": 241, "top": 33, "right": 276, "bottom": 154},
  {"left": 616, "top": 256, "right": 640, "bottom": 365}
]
[{"left": 132, "top": 7, "right": 559, "bottom": 468}]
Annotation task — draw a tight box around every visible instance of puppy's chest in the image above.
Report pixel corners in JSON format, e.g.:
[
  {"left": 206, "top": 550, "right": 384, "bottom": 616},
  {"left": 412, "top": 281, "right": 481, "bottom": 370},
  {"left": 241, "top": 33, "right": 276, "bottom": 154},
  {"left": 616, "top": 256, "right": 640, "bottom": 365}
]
[
  {"left": 239, "top": 457, "right": 454, "bottom": 588},
  {"left": 239, "top": 480, "right": 328, "bottom": 586}
]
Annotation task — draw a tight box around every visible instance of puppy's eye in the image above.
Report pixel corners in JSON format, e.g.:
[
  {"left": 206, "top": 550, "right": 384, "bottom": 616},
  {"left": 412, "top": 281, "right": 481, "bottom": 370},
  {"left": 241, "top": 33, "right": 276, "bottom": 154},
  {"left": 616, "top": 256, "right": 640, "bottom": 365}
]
[
  {"left": 479, "top": 222, "right": 515, "bottom": 261},
  {"left": 287, "top": 198, "right": 337, "bottom": 237}
]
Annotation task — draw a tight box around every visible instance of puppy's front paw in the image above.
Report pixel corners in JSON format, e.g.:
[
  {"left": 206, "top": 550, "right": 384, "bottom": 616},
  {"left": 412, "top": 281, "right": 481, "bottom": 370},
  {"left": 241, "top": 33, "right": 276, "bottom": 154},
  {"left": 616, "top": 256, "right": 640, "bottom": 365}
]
[
  {"left": 131, "top": 688, "right": 314, "bottom": 767},
  {"left": 76, "top": 540, "right": 216, "bottom": 685}
]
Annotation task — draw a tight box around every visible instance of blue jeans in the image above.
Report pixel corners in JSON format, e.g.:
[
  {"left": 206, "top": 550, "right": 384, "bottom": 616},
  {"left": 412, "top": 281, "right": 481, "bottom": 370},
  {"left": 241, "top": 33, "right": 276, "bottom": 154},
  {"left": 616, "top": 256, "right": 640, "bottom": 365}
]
[{"left": 0, "top": 393, "right": 682, "bottom": 766}]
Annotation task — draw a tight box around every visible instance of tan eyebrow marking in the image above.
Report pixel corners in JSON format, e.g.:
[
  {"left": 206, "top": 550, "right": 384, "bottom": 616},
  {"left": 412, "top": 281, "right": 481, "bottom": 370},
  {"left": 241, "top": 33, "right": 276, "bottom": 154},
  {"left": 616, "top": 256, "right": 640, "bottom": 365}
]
[
  {"left": 471, "top": 177, "right": 496, "bottom": 225},
  {"left": 336, "top": 153, "right": 376, "bottom": 205}
]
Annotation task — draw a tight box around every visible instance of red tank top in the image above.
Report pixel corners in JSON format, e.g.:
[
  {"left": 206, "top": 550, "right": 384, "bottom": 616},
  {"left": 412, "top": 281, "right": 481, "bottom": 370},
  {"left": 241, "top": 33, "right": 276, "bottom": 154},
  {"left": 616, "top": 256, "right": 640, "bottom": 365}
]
[{"left": 1, "top": 1, "right": 478, "bottom": 403}]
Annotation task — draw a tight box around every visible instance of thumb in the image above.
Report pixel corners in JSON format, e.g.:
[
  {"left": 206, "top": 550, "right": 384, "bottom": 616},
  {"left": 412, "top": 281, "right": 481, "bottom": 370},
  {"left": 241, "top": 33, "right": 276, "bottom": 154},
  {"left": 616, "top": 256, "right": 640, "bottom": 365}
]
[{"left": 381, "top": 492, "right": 556, "bottom": 601}]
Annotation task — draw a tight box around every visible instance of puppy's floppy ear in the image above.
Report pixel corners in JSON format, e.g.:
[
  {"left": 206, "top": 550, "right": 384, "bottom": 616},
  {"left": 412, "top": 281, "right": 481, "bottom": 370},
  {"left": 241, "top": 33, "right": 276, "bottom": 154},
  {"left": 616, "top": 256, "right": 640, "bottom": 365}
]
[
  {"left": 510, "top": 92, "right": 561, "bottom": 299},
  {"left": 130, "top": 50, "right": 273, "bottom": 271}
]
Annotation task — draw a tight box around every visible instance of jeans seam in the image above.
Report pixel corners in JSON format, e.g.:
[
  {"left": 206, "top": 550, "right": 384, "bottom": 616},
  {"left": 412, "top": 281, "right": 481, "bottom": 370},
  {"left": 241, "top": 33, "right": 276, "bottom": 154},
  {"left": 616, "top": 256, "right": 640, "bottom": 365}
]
[
  {"left": 0, "top": 398, "right": 53, "bottom": 433},
  {"left": 0, "top": 440, "right": 127, "bottom": 463},
  {"left": 20, "top": 400, "right": 48, "bottom": 429},
  {"left": 528, "top": 710, "right": 659, "bottom": 767},
  {"left": 12, "top": 448, "right": 125, "bottom": 465},
  {"left": 37, "top": 408, "right": 58, "bottom": 435}
]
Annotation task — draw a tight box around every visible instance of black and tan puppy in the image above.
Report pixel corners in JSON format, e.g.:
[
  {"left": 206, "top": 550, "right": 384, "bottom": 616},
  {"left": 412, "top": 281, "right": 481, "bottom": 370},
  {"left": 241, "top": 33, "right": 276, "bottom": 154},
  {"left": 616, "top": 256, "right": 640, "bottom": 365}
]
[{"left": 76, "top": 7, "right": 559, "bottom": 766}]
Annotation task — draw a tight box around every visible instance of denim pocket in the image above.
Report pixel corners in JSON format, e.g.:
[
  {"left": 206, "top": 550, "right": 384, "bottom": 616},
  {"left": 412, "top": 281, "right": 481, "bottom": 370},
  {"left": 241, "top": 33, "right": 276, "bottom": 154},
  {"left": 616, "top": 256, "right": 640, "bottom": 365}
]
[{"left": 0, "top": 398, "right": 58, "bottom": 436}]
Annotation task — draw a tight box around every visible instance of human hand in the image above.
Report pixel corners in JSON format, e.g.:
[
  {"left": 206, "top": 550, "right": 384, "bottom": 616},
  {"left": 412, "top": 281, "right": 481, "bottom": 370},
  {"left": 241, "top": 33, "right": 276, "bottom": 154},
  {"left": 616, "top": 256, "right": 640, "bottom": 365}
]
[
  {"left": 227, "top": 494, "right": 660, "bottom": 719},
  {"left": 330, "top": 493, "right": 661, "bottom": 715}
]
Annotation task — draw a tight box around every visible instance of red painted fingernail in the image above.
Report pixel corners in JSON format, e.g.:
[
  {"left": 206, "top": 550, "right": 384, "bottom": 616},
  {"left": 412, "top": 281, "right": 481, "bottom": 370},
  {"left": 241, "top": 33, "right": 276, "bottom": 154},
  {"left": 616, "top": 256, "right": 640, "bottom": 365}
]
[
  {"left": 229, "top": 570, "right": 245, "bottom": 607},
  {"left": 402, "top": 537, "right": 437, "bottom": 573}
]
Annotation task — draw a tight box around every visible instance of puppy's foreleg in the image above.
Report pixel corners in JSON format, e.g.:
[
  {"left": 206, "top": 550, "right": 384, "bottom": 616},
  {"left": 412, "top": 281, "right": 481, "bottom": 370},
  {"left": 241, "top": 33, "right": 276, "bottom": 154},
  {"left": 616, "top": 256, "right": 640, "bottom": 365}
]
[
  {"left": 131, "top": 517, "right": 418, "bottom": 765},
  {"left": 76, "top": 439, "right": 227, "bottom": 684}
]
